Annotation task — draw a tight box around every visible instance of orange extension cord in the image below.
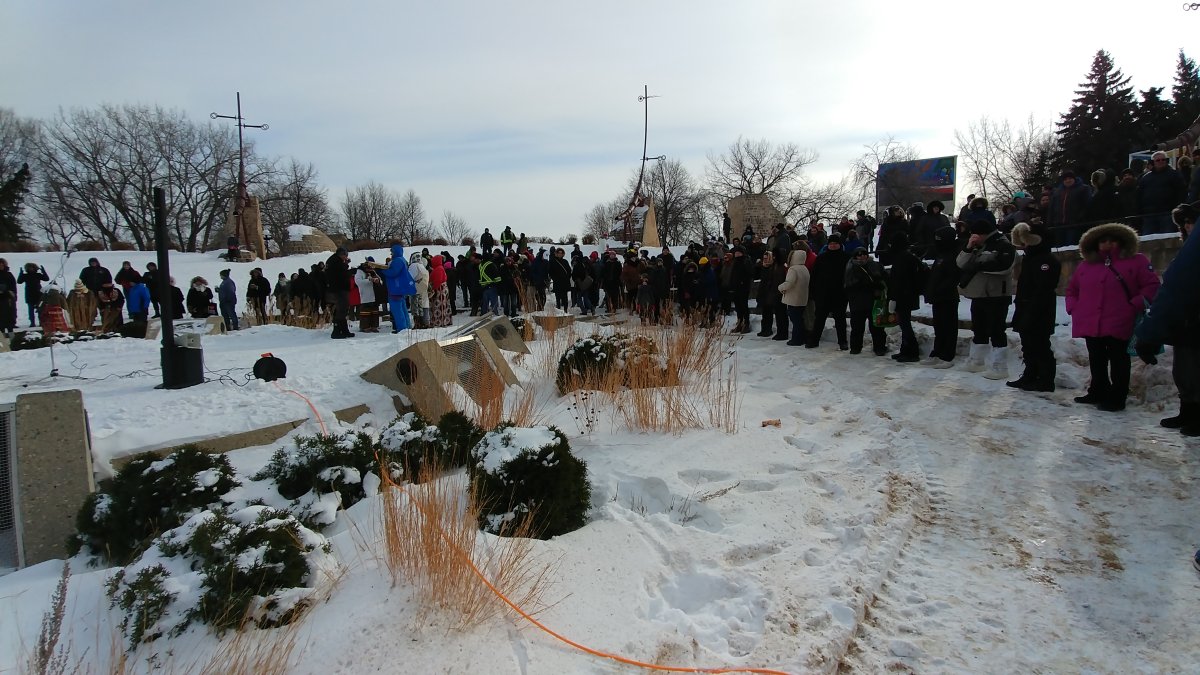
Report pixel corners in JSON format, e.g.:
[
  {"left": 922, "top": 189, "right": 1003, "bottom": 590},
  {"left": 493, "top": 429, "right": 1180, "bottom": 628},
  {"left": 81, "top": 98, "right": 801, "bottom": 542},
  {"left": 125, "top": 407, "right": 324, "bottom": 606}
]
[
  {"left": 272, "top": 380, "right": 328, "bottom": 435},
  {"left": 280, "top": 384, "right": 793, "bottom": 675},
  {"left": 386, "top": 473, "right": 793, "bottom": 675}
]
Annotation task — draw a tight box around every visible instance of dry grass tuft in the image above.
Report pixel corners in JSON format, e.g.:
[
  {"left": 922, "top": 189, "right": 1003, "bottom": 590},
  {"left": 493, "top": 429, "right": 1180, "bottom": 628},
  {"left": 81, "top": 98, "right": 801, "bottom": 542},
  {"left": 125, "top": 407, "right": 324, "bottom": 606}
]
[
  {"left": 377, "top": 457, "right": 553, "bottom": 630},
  {"left": 591, "top": 321, "right": 742, "bottom": 435},
  {"left": 194, "top": 620, "right": 305, "bottom": 675}
]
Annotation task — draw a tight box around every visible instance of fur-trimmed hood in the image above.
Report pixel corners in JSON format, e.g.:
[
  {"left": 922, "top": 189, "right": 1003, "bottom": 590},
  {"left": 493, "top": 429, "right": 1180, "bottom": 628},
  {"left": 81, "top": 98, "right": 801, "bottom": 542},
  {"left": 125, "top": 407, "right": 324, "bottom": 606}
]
[{"left": 1078, "top": 222, "right": 1139, "bottom": 262}]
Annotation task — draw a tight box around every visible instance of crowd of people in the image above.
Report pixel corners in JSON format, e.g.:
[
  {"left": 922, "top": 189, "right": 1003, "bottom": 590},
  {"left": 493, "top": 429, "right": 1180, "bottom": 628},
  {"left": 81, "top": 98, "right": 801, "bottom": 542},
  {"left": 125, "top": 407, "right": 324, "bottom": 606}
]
[{"left": 2, "top": 184, "right": 1197, "bottom": 434}]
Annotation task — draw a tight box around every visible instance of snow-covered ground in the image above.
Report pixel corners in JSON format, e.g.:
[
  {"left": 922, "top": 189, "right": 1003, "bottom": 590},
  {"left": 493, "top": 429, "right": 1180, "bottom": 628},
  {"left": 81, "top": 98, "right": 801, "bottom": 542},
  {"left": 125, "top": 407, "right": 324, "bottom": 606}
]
[{"left": 0, "top": 249, "right": 1197, "bottom": 674}]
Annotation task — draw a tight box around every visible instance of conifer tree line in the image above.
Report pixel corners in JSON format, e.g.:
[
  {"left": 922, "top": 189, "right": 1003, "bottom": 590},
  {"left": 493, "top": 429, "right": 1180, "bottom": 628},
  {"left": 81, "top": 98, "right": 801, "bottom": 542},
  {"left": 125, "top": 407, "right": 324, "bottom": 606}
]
[{"left": 2, "top": 48, "right": 1199, "bottom": 250}]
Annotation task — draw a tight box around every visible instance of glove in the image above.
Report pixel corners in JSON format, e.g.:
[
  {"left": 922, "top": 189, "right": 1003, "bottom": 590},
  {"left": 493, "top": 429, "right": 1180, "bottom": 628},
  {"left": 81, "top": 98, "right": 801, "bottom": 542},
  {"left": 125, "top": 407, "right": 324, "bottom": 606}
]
[{"left": 1135, "top": 340, "right": 1160, "bottom": 365}]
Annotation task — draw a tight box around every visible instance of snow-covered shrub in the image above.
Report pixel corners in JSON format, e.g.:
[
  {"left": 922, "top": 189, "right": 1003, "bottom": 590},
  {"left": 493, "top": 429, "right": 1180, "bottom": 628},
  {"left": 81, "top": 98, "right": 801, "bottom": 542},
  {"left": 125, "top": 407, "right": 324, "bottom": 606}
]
[
  {"left": 107, "top": 564, "right": 174, "bottom": 646},
  {"left": 434, "top": 410, "right": 485, "bottom": 469},
  {"left": 70, "top": 446, "right": 239, "bottom": 564},
  {"left": 252, "top": 431, "right": 379, "bottom": 509},
  {"left": 108, "top": 506, "right": 335, "bottom": 646},
  {"left": 468, "top": 423, "right": 590, "bottom": 539},
  {"left": 378, "top": 412, "right": 441, "bottom": 482},
  {"left": 555, "top": 332, "right": 658, "bottom": 393}
]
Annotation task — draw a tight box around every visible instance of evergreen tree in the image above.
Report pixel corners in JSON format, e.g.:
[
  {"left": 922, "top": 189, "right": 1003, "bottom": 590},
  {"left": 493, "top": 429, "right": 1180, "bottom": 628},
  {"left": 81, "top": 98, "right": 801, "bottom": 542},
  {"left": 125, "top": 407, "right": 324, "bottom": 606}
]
[
  {"left": 1134, "top": 86, "right": 1176, "bottom": 150},
  {"left": 0, "top": 162, "right": 30, "bottom": 243},
  {"left": 1054, "top": 50, "right": 1139, "bottom": 175},
  {"left": 1171, "top": 49, "right": 1200, "bottom": 133}
]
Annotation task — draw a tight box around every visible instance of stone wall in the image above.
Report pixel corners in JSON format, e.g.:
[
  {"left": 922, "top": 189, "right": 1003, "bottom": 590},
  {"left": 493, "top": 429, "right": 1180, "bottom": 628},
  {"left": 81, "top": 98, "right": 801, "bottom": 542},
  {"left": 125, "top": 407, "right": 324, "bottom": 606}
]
[
  {"left": 726, "top": 194, "right": 783, "bottom": 241},
  {"left": 1038, "top": 235, "right": 1184, "bottom": 295}
]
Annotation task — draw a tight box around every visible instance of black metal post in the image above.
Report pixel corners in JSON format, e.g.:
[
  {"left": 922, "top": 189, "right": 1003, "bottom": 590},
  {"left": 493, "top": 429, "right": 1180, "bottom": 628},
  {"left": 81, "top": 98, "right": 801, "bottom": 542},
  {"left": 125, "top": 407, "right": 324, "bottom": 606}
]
[{"left": 154, "top": 187, "right": 178, "bottom": 388}]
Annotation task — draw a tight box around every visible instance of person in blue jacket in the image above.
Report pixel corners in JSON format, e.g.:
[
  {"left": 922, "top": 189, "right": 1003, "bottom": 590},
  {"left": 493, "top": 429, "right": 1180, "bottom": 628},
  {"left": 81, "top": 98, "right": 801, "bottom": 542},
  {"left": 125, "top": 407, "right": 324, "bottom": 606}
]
[
  {"left": 217, "top": 269, "right": 239, "bottom": 331},
  {"left": 378, "top": 243, "right": 416, "bottom": 332},
  {"left": 125, "top": 280, "right": 152, "bottom": 323},
  {"left": 1135, "top": 203, "right": 1200, "bottom": 437},
  {"left": 1134, "top": 202, "right": 1200, "bottom": 577}
]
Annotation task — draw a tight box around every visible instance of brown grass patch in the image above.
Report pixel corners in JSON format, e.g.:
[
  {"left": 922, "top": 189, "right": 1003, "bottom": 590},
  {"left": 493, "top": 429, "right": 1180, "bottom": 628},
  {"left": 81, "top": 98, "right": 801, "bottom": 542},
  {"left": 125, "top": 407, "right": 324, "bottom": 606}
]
[{"left": 377, "top": 457, "right": 553, "bottom": 630}]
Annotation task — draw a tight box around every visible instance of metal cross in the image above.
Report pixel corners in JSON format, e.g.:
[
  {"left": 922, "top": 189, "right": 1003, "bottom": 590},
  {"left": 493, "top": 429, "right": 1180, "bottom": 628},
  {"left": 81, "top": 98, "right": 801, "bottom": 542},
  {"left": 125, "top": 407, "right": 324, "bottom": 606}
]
[{"left": 211, "top": 92, "right": 269, "bottom": 254}]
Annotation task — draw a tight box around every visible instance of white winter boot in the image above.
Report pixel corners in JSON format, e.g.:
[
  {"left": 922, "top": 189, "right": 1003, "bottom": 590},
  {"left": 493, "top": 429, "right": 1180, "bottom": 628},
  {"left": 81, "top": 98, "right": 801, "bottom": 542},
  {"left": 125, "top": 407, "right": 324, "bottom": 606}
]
[
  {"left": 963, "top": 343, "right": 989, "bottom": 373},
  {"left": 982, "top": 346, "right": 1010, "bottom": 380}
]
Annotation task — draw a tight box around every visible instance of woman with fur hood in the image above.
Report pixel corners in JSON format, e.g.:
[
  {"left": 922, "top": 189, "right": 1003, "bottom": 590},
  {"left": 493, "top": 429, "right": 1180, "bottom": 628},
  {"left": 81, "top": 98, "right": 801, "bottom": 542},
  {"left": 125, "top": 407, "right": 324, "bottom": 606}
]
[
  {"left": 1066, "top": 222, "right": 1160, "bottom": 412},
  {"left": 777, "top": 248, "right": 811, "bottom": 346},
  {"left": 1008, "top": 222, "right": 1062, "bottom": 392}
]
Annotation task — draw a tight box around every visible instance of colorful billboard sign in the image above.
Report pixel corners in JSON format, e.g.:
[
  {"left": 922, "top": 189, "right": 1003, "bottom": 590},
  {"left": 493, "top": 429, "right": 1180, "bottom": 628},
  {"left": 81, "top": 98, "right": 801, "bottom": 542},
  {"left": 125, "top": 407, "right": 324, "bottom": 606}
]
[{"left": 875, "top": 156, "right": 957, "bottom": 218}]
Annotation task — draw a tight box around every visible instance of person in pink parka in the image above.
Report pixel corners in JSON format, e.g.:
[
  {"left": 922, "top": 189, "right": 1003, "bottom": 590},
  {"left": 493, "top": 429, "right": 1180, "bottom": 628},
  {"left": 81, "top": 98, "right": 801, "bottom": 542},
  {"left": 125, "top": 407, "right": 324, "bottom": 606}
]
[{"left": 1065, "top": 222, "right": 1161, "bottom": 412}]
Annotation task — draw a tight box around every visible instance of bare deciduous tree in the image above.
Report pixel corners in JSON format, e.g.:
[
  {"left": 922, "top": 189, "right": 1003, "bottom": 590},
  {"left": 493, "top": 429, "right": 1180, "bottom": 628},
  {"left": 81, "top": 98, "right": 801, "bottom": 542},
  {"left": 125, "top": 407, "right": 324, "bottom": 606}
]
[
  {"left": 28, "top": 104, "right": 246, "bottom": 251},
  {"left": 396, "top": 189, "right": 433, "bottom": 244},
  {"left": 339, "top": 180, "right": 400, "bottom": 242},
  {"left": 786, "top": 175, "right": 861, "bottom": 224},
  {"left": 848, "top": 136, "right": 920, "bottom": 216},
  {"left": 258, "top": 159, "right": 336, "bottom": 249},
  {"left": 438, "top": 209, "right": 472, "bottom": 244},
  {"left": 954, "top": 115, "right": 1055, "bottom": 202},
  {"left": 636, "top": 158, "right": 704, "bottom": 246},
  {"left": 582, "top": 197, "right": 625, "bottom": 242},
  {"left": 705, "top": 136, "right": 819, "bottom": 219}
]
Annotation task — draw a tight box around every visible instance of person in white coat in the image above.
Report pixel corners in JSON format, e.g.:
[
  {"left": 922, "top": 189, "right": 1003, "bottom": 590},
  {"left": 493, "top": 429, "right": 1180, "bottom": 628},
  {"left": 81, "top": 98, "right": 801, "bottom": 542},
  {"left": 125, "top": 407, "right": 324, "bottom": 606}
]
[
  {"left": 409, "top": 252, "right": 431, "bottom": 327},
  {"left": 778, "top": 249, "right": 811, "bottom": 346},
  {"left": 354, "top": 263, "right": 379, "bottom": 332}
]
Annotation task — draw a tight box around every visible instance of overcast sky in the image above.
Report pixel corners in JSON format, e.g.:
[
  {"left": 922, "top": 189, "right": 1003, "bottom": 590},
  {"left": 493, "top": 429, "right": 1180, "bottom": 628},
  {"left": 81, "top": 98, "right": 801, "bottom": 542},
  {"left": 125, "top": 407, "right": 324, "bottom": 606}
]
[{"left": 1, "top": 1, "right": 1190, "bottom": 239}]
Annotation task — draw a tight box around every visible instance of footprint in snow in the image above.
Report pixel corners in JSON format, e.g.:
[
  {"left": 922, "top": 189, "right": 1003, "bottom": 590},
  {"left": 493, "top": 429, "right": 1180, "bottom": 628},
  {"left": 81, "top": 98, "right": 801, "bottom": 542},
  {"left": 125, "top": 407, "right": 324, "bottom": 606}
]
[{"left": 784, "top": 436, "right": 826, "bottom": 453}]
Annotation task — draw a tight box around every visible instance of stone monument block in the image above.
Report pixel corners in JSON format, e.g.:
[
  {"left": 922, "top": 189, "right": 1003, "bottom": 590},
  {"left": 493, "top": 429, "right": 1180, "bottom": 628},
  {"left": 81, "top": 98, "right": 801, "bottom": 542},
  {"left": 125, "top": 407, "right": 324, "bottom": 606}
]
[
  {"left": 14, "top": 390, "right": 94, "bottom": 565},
  {"left": 726, "top": 194, "right": 783, "bottom": 241}
]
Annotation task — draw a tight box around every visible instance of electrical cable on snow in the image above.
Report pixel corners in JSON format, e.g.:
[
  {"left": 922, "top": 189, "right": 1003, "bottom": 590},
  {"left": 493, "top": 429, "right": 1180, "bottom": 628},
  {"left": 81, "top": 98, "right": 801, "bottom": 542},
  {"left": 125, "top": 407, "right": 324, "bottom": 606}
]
[
  {"left": 271, "top": 380, "right": 327, "bottom": 435},
  {"left": 381, "top": 469, "right": 793, "bottom": 675}
]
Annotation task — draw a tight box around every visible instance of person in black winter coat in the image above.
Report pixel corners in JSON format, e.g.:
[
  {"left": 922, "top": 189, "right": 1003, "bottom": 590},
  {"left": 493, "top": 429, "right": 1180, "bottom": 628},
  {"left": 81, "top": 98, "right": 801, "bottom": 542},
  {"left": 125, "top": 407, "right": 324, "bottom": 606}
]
[
  {"left": 923, "top": 226, "right": 961, "bottom": 367},
  {"left": 325, "top": 248, "right": 353, "bottom": 338},
  {"left": 1007, "top": 222, "right": 1061, "bottom": 391},
  {"left": 114, "top": 261, "right": 142, "bottom": 288},
  {"left": 167, "top": 277, "right": 186, "bottom": 319},
  {"left": 1083, "top": 169, "right": 1122, "bottom": 227},
  {"left": 754, "top": 250, "right": 788, "bottom": 339},
  {"left": 806, "top": 237, "right": 849, "bottom": 349},
  {"left": 548, "top": 248, "right": 572, "bottom": 311},
  {"left": 729, "top": 246, "right": 754, "bottom": 333},
  {"left": 844, "top": 247, "right": 889, "bottom": 355},
  {"left": 876, "top": 206, "right": 908, "bottom": 266},
  {"left": 142, "top": 262, "right": 161, "bottom": 318},
  {"left": 246, "top": 267, "right": 272, "bottom": 325},
  {"left": 0, "top": 258, "right": 17, "bottom": 336},
  {"left": 886, "top": 233, "right": 925, "bottom": 362},
  {"left": 17, "top": 262, "right": 49, "bottom": 327},
  {"left": 187, "top": 276, "right": 213, "bottom": 318},
  {"left": 78, "top": 258, "right": 112, "bottom": 293},
  {"left": 914, "top": 201, "right": 951, "bottom": 260}
]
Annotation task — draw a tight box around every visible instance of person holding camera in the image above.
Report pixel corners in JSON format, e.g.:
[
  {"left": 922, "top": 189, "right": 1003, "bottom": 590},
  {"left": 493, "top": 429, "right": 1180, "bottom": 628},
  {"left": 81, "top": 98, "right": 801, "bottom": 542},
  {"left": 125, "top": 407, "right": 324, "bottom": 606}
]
[{"left": 956, "top": 201, "right": 1017, "bottom": 380}]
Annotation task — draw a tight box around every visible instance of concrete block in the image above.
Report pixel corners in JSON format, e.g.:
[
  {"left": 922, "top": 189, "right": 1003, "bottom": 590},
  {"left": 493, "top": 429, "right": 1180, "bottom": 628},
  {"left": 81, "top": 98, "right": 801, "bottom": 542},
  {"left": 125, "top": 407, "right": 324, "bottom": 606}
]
[{"left": 14, "top": 389, "right": 94, "bottom": 565}]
